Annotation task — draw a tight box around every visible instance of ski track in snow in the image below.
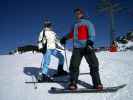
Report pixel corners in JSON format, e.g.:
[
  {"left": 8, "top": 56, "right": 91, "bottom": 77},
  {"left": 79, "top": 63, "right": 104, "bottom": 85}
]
[{"left": 0, "top": 51, "right": 133, "bottom": 100}]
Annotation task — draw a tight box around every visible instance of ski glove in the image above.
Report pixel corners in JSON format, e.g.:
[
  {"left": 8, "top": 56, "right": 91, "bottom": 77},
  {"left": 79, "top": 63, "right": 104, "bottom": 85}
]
[
  {"left": 60, "top": 37, "right": 67, "bottom": 45},
  {"left": 86, "top": 40, "right": 94, "bottom": 49}
]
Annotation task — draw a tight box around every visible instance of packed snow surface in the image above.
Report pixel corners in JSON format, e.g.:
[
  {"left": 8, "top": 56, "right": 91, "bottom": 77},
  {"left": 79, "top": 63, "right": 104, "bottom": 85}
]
[{"left": 0, "top": 50, "right": 133, "bottom": 100}]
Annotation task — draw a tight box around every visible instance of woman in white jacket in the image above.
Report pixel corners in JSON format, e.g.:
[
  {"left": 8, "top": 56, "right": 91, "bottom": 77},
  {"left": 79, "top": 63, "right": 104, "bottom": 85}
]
[{"left": 37, "top": 20, "right": 68, "bottom": 82}]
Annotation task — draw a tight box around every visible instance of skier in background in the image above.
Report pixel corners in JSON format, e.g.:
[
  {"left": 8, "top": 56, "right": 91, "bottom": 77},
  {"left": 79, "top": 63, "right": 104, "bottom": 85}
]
[
  {"left": 110, "top": 40, "right": 118, "bottom": 52},
  {"left": 37, "top": 20, "right": 68, "bottom": 82},
  {"left": 60, "top": 8, "right": 103, "bottom": 90}
]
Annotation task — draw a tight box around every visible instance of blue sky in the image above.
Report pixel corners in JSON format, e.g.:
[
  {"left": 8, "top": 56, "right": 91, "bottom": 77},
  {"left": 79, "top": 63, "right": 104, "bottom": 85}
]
[{"left": 0, "top": 0, "right": 133, "bottom": 54}]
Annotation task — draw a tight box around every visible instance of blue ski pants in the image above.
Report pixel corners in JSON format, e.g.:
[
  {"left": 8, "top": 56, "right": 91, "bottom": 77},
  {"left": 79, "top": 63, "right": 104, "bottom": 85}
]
[{"left": 41, "top": 49, "right": 64, "bottom": 75}]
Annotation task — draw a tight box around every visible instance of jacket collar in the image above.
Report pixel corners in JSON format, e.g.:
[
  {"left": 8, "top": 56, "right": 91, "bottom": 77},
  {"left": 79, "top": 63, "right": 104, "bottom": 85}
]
[{"left": 44, "top": 27, "right": 52, "bottom": 31}]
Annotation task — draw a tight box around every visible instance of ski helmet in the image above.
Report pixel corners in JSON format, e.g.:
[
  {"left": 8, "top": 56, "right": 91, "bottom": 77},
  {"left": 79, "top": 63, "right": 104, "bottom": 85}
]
[{"left": 44, "top": 19, "right": 52, "bottom": 28}]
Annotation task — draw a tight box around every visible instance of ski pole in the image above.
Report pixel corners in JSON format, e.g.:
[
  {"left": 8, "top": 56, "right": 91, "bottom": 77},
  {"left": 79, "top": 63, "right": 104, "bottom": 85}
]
[
  {"left": 64, "top": 45, "right": 69, "bottom": 72},
  {"left": 31, "top": 75, "right": 37, "bottom": 89}
]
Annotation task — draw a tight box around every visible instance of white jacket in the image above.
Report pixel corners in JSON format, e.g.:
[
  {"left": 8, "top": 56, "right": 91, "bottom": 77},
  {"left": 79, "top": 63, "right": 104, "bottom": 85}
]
[{"left": 38, "top": 28, "right": 64, "bottom": 50}]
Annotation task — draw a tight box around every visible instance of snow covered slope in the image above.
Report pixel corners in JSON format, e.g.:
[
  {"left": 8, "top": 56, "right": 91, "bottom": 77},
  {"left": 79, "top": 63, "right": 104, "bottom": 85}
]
[
  {"left": 117, "top": 40, "right": 133, "bottom": 51},
  {"left": 0, "top": 50, "right": 133, "bottom": 100}
]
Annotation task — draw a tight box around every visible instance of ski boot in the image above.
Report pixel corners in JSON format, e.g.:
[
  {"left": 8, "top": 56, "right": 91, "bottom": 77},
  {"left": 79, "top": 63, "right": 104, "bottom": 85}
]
[
  {"left": 36, "top": 72, "right": 53, "bottom": 82},
  {"left": 53, "top": 65, "right": 68, "bottom": 77},
  {"left": 68, "top": 81, "right": 77, "bottom": 90},
  {"left": 93, "top": 84, "right": 103, "bottom": 90}
]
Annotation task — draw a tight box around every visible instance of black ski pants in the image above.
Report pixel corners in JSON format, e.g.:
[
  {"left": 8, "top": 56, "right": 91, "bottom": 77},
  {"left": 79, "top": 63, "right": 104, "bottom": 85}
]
[{"left": 69, "top": 47, "right": 102, "bottom": 87}]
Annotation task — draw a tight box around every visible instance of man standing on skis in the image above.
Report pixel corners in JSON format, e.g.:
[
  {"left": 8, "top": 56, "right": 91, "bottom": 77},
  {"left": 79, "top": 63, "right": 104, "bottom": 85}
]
[
  {"left": 60, "top": 8, "right": 103, "bottom": 90},
  {"left": 37, "top": 20, "right": 68, "bottom": 82}
]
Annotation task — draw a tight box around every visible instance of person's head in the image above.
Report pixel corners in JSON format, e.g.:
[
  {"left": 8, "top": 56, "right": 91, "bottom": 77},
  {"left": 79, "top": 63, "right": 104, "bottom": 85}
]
[
  {"left": 74, "top": 8, "right": 84, "bottom": 20},
  {"left": 44, "top": 19, "right": 52, "bottom": 29}
]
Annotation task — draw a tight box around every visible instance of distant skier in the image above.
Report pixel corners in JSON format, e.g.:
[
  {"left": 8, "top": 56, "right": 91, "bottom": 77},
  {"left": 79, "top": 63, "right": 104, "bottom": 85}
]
[
  {"left": 60, "top": 8, "right": 103, "bottom": 90},
  {"left": 37, "top": 20, "right": 68, "bottom": 82},
  {"left": 110, "top": 40, "right": 118, "bottom": 52}
]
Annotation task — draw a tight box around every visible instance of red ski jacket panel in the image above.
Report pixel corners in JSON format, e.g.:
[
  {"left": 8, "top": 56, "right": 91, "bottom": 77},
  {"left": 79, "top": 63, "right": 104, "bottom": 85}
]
[{"left": 66, "top": 18, "right": 95, "bottom": 48}]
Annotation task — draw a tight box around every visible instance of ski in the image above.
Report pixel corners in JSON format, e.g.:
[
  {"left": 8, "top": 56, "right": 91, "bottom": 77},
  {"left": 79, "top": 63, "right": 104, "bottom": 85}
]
[
  {"left": 25, "top": 73, "right": 89, "bottom": 84},
  {"left": 25, "top": 79, "right": 87, "bottom": 84},
  {"left": 49, "top": 84, "right": 126, "bottom": 94},
  {"left": 25, "top": 80, "right": 69, "bottom": 83},
  {"left": 52, "top": 72, "right": 90, "bottom": 77},
  {"left": 53, "top": 72, "right": 90, "bottom": 76}
]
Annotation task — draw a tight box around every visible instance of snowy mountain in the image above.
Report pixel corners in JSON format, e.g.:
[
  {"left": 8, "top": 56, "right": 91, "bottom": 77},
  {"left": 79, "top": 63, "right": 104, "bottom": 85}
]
[
  {"left": 116, "top": 31, "right": 133, "bottom": 51},
  {"left": 0, "top": 49, "right": 133, "bottom": 100},
  {"left": 117, "top": 40, "right": 133, "bottom": 51}
]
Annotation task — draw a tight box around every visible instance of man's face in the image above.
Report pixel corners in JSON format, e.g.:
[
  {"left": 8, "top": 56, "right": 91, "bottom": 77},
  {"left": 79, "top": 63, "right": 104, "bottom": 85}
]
[{"left": 75, "top": 11, "right": 84, "bottom": 20}]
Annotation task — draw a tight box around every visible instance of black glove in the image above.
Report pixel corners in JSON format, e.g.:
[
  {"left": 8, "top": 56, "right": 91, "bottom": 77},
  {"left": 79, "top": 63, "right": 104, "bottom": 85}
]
[
  {"left": 60, "top": 37, "right": 67, "bottom": 45},
  {"left": 86, "top": 40, "right": 94, "bottom": 48},
  {"left": 85, "top": 40, "right": 94, "bottom": 53}
]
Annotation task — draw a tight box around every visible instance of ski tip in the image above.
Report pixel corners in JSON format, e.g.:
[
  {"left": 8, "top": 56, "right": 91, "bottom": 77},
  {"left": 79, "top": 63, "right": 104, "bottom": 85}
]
[{"left": 118, "top": 84, "right": 127, "bottom": 89}]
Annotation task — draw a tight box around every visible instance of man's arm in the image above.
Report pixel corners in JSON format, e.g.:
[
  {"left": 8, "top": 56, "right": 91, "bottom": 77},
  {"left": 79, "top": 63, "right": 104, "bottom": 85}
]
[
  {"left": 86, "top": 21, "right": 96, "bottom": 47},
  {"left": 87, "top": 21, "right": 96, "bottom": 42},
  {"left": 60, "top": 27, "right": 74, "bottom": 45}
]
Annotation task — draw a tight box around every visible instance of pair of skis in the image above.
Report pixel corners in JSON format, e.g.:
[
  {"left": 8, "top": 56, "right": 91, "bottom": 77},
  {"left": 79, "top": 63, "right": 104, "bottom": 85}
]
[{"left": 25, "top": 79, "right": 126, "bottom": 94}]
